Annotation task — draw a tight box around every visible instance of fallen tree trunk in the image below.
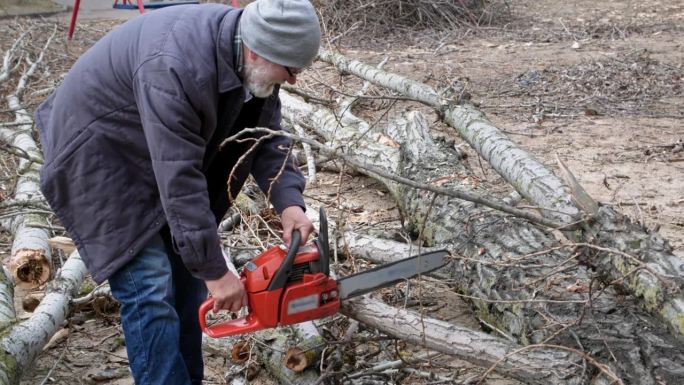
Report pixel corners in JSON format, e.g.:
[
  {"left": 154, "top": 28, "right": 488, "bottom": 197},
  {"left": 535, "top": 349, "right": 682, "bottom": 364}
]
[
  {"left": 0, "top": 251, "right": 87, "bottom": 384},
  {"left": 317, "top": 51, "right": 684, "bottom": 338},
  {"left": 343, "top": 296, "right": 597, "bottom": 385},
  {"left": 317, "top": 50, "right": 578, "bottom": 224},
  {"left": 278, "top": 90, "right": 684, "bottom": 384},
  {"left": 319, "top": 206, "right": 587, "bottom": 384},
  {"left": 224, "top": 207, "right": 584, "bottom": 383},
  {"left": 0, "top": 27, "right": 57, "bottom": 289},
  {"left": 0, "top": 269, "right": 14, "bottom": 332}
]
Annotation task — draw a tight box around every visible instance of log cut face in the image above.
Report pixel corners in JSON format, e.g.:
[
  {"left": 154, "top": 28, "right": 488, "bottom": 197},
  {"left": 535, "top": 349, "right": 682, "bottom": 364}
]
[
  {"left": 280, "top": 92, "right": 684, "bottom": 384},
  {"left": 0, "top": 251, "right": 87, "bottom": 384},
  {"left": 8, "top": 247, "right": 50, "bottom": 289},
  {"left": 2, "top": 90, "right": 53, "bottom": 289}
]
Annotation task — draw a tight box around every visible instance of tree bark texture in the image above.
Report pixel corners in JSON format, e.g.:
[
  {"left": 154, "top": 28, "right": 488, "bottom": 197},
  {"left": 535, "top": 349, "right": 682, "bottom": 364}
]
[
  {"left": 0, "top": 29, "right": 56, "bottom": 289},
  {"left": 279, "top": 91, "right": 684, "bottom": 384},
  {"left": 0, "top": 251, "right": 87, "bottom": 385},
  {"left": 0, "top": 268, "right": 15, "bottom": 333},
  {"left": 317, "top": 51, "right": 684, "bottom": 339},
  {"left": 0, "top": 99, "right": 52, "bottom": 289},
  {"left": 317, "top": 50, "right": 578, "bottom": 224},
  {"left": 342, "top": 296, "right": 585, "bottom": 385}
]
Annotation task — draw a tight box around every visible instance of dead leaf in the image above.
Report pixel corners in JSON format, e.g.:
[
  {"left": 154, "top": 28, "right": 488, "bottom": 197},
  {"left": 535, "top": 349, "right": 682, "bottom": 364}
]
[
  {"left": 377, "top": 134, "right": 400, "bottom": 148},
  {"left": 43, "top": 328, "right": 69, "bottom": 351},
  {"left": 430, "top": 174, "right": 457, "bottom": 186},
  {"left": 566, "top": 280, "right": 590, "bottom": 293}
]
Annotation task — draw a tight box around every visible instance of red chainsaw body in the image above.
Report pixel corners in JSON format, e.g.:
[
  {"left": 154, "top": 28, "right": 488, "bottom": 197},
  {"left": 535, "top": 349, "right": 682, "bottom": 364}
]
[{"left": 199, "top": 244, "right": 340, "bottom": 338}]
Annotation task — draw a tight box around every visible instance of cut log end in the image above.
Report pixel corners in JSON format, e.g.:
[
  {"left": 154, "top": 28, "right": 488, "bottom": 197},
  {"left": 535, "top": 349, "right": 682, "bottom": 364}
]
[
  {"left": 283, "top": 347, "right": 309, "bottom": 372},
  {"left": 231, "top": 341, "right": 250, "bottom": 364},
  {"left": 9, "top": 248, "right": 51, "bottom": 288}
]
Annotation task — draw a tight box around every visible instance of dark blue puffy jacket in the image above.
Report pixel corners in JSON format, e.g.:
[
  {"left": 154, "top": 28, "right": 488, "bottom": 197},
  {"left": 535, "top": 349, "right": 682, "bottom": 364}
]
[{"left": 35, "top": 4, "right": 305, "bottom": 283}]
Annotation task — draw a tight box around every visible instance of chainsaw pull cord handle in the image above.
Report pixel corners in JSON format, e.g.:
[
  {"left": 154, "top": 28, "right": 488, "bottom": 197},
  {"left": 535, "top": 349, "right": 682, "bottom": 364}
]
[{"left": 266, "top": 229, "right": 301, "bottom": 291}]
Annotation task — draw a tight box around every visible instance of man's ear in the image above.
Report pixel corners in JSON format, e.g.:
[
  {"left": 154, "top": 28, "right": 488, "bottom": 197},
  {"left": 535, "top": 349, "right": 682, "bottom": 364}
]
[{"left": 243, "top": 44, "right": 259, "bottom": 62}]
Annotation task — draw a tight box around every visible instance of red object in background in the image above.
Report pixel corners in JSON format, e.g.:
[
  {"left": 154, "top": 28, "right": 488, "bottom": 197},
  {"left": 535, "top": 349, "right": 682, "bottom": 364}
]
[
  {"left": 68, "top": 0, "right": 144, "bottom": 39},
  {"left": 69, "top": 0, "right": 239, "bottom": 39},
  {"left": 199, "top": 241, "right": 340, "bottom": 338}
]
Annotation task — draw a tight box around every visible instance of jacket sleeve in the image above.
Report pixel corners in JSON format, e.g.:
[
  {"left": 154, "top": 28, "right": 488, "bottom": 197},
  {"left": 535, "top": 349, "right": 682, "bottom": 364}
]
[
  {"left": 133, "top": 55, "right": 228, "bottom": 281},
  {"left": 251, "top": 96, "right": 306, "bottom": 213}
]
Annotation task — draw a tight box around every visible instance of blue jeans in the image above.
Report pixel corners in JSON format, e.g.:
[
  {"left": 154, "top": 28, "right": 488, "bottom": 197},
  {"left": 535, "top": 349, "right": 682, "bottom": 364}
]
[{"left": 109, "top": 231, "right": 208, "bottom": 385}]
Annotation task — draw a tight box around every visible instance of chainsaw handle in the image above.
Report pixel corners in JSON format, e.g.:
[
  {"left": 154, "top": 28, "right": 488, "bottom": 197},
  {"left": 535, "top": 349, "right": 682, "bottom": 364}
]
[
  {"left": 266, "top": 230, "right": 301, "bottom": 291},
  {"left": 199, "top": 297, "right": 266, "bottom": 338},
  {"left": 316, "top": 207, "right": 330, "bottom": 276}
]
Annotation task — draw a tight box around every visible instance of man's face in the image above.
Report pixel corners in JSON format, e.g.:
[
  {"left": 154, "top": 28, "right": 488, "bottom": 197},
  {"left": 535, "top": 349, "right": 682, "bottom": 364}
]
[{"left": 242, "top": 55, "right": 299, "bottom": 98}]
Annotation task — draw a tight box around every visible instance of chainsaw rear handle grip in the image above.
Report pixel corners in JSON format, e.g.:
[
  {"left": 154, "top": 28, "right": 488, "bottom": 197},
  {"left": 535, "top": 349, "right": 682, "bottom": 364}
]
[{"left": 198, "top": 297, "right": 266, "bottom": 337}]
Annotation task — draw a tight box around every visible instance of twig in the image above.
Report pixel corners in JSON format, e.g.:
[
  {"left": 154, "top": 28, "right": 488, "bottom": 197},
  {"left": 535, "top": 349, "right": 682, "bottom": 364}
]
[
  {"left": 222, "top": 127, "right": 575, "bottom": 230},
  {"left": 38, "top": 345, "right": 68, "bottom": 385},
  {"left": 293, "top": 123, "right": 316, "bottom": 183},
  {"left": 477, "top": 343, "right": 624, "bottom": 385},
  {"left": 0, "top": 142, "right": 44, "bottom": 163},
  {"left": 575, "top": 242, "right": 675, "bottom": 288},
  {"left": 280, "top": 85, "right": 332, "bottom": 106},
  {"left": 72, "top": 283, "right": 111, "bottom": 306},
  {"left": 0, "top": 29, "right": 29, "bottom": 84}
]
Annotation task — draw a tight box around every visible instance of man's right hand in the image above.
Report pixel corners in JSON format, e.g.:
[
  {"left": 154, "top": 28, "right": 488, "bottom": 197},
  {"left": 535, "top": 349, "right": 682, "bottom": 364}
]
[{"left": 205, "top": 271, "right": 247, "bottom": 313}]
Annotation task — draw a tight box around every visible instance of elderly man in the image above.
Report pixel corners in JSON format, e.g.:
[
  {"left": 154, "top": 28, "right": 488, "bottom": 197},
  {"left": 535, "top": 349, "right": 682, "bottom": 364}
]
[{"left": 35, "top": 0, "right": 319, "bottom": 383}]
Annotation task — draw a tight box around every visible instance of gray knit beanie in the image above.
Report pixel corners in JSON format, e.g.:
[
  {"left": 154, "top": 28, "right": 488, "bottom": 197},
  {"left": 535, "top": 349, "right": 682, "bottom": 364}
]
[{"left": 240, "top": 0, "right": 321, "bottom": 69}]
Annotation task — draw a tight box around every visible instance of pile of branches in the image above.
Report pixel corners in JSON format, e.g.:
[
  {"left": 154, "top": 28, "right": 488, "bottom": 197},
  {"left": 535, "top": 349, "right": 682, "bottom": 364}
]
[
  {"left": 313, "top": 0, "right": 509, "bottom": 37},
  {"left": 489, "top": 49, "right": 684, "bottom": 118}
]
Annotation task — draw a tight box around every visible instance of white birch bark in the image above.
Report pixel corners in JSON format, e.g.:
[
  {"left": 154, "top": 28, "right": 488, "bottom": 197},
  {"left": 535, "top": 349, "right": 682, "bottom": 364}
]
[
  {"left": 317, "top": 50, "right": 684, "bottom": 339},
  {"left": 0, "top": 27, "right": 57, "bottom": 288},
  {"left": 337, "top": 231, "right": 434, "bottom": 265},
  {"left": 0, "top": 30, "right": 26, "bottom": 85},
  {"left": 342, "top": 296, "right": 584, "bottom": 385},
  {"left": 278, "top": 92, "right": 684, "bottom": 384},
  {"left": 317, "top": 50, "right": 578, "bottom": 224},
  {"left": 0, "top": 268, "right": 16, "bottom": 331},
  {"left": 0, "top": 251, "right": 87, "bottom": 385}
]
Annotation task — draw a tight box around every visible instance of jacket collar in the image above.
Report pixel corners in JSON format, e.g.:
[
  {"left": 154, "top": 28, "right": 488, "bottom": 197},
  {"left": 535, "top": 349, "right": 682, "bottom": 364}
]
[{"left": 216, "top": 8, "right": 244, "bottom": 93}]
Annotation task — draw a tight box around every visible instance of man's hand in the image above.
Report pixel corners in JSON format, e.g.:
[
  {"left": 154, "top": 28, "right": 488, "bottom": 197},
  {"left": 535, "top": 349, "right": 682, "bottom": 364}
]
[
  {"left": 281, "top": 206, "right": 314, "bottom": 246},
  {"left": 205, "top": 271, "right": 247, "bottom": 313}
]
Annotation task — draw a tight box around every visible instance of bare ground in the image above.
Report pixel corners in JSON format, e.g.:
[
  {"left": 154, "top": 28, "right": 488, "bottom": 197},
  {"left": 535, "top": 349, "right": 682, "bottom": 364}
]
[{"left": 1, "top": 0, "right": 682, "bottom": 384}]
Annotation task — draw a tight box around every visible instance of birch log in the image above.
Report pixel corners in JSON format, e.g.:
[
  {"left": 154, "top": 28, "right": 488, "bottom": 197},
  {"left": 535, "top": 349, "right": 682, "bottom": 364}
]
[
  {"left": 0, "top": 251, "right": 87, "bottom": 385},
  {"left": 0, "top": 268, "right": 15, "bottom": 332},
  {"left": 317, "top": 50, "right": 578, "bottom": 224},
  {"left": 0, "top": 27, "right": 57, "bottom": 288},
  {"left": 279, "top": 91, "right": 684, "bottom": 384},
  {"left": 317, "top": 50, "right": 684, "bottom": 339},
  {"left": 342, "top": 296, "right": 589, "bottom": 385}
]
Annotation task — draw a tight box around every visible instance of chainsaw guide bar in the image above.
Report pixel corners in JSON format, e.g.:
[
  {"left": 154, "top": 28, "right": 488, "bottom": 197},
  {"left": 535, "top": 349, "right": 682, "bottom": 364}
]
[{"left": 337, "top": 250, "right": 450, "bottom": 300}]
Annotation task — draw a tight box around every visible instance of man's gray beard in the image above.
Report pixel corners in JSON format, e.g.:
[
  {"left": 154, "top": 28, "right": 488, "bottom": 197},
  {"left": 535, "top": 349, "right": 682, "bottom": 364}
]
[{"left": 244, "top": 64, "right": 275, "bottom": 98}]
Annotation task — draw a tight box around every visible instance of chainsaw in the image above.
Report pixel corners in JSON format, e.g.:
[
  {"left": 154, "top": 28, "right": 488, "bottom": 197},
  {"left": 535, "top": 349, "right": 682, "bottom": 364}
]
[{"left": 199, "top": 208, "right": 449, "bottom": 337}]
